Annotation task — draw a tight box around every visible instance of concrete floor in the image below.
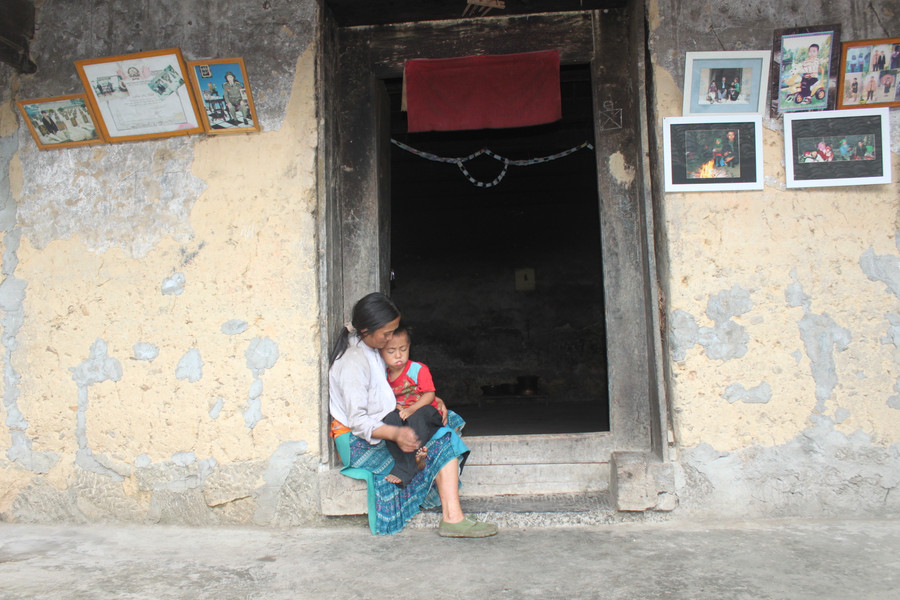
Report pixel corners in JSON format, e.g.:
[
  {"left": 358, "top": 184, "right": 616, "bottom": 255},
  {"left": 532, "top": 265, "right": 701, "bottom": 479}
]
[{"left": 2, "top": 518, "right": 898, "bottom": 599}]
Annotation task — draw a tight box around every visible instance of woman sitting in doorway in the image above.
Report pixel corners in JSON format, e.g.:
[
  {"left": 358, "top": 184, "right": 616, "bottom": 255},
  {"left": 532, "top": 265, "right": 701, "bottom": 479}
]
[{"left": 329, "top": 292, "right": 498, "bottom": 537}]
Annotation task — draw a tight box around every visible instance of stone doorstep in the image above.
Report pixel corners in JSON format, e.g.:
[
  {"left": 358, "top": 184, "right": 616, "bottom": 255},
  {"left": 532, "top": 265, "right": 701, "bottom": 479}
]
[
  {"left": 318, "top": 436, "right": 682, "bottom": 518},
  {"left": 320, "top": 450, "right": 676, "bottom": 518},
  {"left": 318, "top": 462, "right": 611, "bottom": 517}
]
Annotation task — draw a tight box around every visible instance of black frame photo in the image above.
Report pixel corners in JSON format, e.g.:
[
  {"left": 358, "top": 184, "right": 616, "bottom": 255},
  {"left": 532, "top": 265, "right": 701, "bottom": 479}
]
[
  {"left": 663, "top": 115, "right": 763, "bottom": 192},
  {"left": 784, "top": 107, "right": 891, "bottom": 188}
]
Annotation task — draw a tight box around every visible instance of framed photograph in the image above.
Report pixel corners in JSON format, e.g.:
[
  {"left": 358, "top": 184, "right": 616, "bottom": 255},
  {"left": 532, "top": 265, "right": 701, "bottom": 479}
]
[
  {"left": 187, "top": 57, "right": 260, "bottom": 134},
  {"left": 662, "top": 114, "right": 763, "bottom": 192},
  {"left": 75, "top": 48, "right": 204, "bottom": 143},
  {"left": 770, "top": 24, "right": 842, "bottom": 117},
  {"left": 16, "top": 94, "right": 105, "bottom": 150},
  {"left": 836, "top": 37, "right": 900, "bottom": 109},
  {"left": 783, "top": 107, "right": 891, "bottom": 188},
  {"left": 682, "top": 51, "right": 771, "bottom": 115}
]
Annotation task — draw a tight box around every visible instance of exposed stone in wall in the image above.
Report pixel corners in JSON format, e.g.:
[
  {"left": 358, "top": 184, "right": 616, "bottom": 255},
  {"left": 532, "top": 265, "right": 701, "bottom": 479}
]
[
  {"left": 133, "top": 342, "right": 159, "bottom": 361},
  {"left": 9, "top": 477, "right": 86, "bottom": 524},
  {"left": 5, "top": 443, "right": 321, "bottom": 526},
  {"left": 8, "top": 0, "right": 316, "bottom": 259},
  {"left": 0, "top": 134, "right": 60, "bottom": 475},
  {"left": 15, "top": 139, "right": 205, "bottom": 257},
  {"left": 723, "top": 381, "right": 772, "bottom": 404},
  {"left": 656, "top": 0, "right": 900, "bottom": 516},
  {"left": 1, "top": 0, "right": 898, "bottom": 526},
  {"left": 70, "top": 469, "right": 146, "bottom": 521},
  {"left": 0, "top": 0, "right": 323, "bottom": 526},
  {"left": 786, "top": 271, "right": 852, "bottom": 411},
  {"left": 678, "top": 415, "right": 900, "bottom": 517},
  {"left": 175, "top": 347, "right": 204, "bottom": 383},
  {"left": 668, "top": 285, "right": 751, "bottom": 362}
]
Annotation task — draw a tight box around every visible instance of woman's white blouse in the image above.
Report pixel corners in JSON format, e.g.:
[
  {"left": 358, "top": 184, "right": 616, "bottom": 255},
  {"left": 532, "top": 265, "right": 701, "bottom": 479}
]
[{"left": 329, "top": 334, "right": 396, "bottom": 443}]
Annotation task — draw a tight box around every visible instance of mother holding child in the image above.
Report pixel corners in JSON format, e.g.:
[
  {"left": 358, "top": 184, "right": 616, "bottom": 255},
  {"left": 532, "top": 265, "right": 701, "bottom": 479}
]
[{"left": 328, "top": 292, "right": 498, "bottom": 537}]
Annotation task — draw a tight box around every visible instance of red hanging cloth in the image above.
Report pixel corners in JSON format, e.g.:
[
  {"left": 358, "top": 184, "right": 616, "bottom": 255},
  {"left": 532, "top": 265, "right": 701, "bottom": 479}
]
[{"left": 403, "top": 50, "right": 561, "bottom": 133}]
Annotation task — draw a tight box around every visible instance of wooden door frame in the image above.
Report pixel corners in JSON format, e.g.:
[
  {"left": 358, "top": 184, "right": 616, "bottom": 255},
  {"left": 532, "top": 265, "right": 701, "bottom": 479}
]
[{"left": 317, "top": 4, "right": 668, "bottom": 464}]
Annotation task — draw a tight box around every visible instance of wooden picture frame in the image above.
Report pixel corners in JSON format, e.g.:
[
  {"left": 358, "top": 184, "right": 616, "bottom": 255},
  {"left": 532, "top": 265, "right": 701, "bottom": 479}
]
[
  {"left": 769, "top": 24, "right": 842, "bottom": 117},
  {"left": 75, "top": 48, "right": 204, "bottom": 143},
  {"left": 784, "top": 107, "right": 891, "bottom": 188},
  {"left": 663, "top": 114, "right": 764, "bottom": 192},
  {"left": 836, "top": 37, "right": 900, "bottom": 110},
  {"left": 16, "top": 94, "right": 105, "bottom": 150},
  {"left": 186, "top": 57, "right": 260, "bottom": 134},
  {"left": 682, "top": 51, "right": 771, "bottom": 115}
]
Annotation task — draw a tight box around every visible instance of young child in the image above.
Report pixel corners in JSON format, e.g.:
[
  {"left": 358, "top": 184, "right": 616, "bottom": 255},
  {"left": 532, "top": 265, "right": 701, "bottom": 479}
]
[
  {"left": 379, "top": 323, "right": 444, "bottom": 487},
  {"left": 712, "top": 138, "right": 725, "bottom": 166}
]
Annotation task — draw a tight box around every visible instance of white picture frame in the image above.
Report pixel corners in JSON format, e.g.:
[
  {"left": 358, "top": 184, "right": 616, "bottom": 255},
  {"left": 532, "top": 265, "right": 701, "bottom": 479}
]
[
  {"left": 783, "top": 107, "right": 892, "bottom": 188},
  {"left": 682, "top": 51, "right": 771, "bottom": 116},
  {"left": 663, "top": 114, "right": 764, "bottom": 192}
]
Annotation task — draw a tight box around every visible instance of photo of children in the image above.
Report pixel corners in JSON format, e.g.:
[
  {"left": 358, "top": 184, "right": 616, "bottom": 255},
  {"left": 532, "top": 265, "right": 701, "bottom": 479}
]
[
  {"left": 699, "top": 68, "right": 749, "bottom": 105},
  {"left": 796, "top": 134, "right": 875, "bottom": 163},
  {"left": 683, "top": 128, "right": 741, "bottom": 179},
  {"left": 777, "top": 31, "right": 836, "bottom": 112}
]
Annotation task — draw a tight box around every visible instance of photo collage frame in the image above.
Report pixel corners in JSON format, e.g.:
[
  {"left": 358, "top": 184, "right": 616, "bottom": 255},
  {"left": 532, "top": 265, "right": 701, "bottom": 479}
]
[
  {"left": 20, "top": 48, "right": 259, "bottom": 149},
  {"left": 665, "top": 26, "right": 894, "bottom": 191}
]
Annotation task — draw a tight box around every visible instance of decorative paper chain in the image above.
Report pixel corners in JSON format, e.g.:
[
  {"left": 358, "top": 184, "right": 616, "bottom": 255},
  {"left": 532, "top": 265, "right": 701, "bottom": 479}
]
[{"left": 390, "top": 139, "right": 595, "bottom": 188}]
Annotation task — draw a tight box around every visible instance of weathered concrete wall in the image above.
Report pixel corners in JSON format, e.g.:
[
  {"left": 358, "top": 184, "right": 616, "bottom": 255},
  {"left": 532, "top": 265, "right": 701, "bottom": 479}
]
[
  {"left": 0, "top": 0, "right": 324, "bottom": 525},
  {"left": 649, "top": 0, "right": 900, "bottom": 516},
  {"left": 3, "top": 0, "right": 900, "bottom": 526}
]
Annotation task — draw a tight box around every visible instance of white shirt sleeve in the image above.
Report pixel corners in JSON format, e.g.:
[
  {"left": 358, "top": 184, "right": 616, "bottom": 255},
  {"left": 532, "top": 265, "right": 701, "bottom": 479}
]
[{"left": 329, "top": 337, "right": 396, "bottom": 443}]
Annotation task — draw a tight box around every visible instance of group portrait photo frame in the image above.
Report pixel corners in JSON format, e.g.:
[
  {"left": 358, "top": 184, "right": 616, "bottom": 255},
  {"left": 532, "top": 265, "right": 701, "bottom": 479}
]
[
  {"left": 836, "top": 37, "right": 900, "bottom": 110},
  {"left": 16, "top": 94, "right": 105, "bottom": 150},
  {"left": 682, "top": 51, "right": 771, "bottom": 116}
]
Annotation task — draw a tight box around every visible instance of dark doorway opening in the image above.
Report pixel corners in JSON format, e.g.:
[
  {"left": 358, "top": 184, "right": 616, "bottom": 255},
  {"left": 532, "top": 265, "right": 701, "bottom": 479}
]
[{"left": 388, "top": 64, "right": 609, "bottom": 436}]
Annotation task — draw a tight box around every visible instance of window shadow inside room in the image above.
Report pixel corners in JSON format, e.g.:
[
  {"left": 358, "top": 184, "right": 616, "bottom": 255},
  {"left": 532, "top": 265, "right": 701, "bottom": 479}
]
[{"left": 387, "top": 64, "right": 609, "bottom": 436}]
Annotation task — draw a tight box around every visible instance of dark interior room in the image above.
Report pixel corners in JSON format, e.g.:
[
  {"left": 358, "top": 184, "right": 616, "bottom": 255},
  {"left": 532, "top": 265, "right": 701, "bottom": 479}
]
[{"left": 387, "top": 64, "right": 610, "bottom": 436}]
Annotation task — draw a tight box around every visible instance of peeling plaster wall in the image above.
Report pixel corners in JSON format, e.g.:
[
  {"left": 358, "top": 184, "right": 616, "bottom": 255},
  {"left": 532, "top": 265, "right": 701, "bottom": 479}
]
[
  {"left": 0, "top": 1, "right": 323, "bottom": 525},
  {"left": 651, "top": 0, "right": 900, "bottom": 516},
  {"left": 3, "top": 0, "right": 900, "bottom": 526}
]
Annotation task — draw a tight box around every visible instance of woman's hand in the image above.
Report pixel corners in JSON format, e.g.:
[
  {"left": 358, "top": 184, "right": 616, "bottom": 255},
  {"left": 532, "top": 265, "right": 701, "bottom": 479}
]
[
  {"left": 393, "top": 426, "right": 420, "bottom": 452},
  {"left": 434, "top": 397, "right": 448, "bottom": 425}
]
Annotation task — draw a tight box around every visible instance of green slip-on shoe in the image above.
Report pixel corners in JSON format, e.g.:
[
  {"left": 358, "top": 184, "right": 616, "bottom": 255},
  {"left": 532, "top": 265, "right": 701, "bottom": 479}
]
[{"left": 438, "top": 515, "right": 498, "bottom": 538}]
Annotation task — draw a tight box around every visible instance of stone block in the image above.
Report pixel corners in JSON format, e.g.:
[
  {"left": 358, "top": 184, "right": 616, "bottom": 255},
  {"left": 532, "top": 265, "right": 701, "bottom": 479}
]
[
  {"left": 265, "top": 457, "right": 322, "bottom": 527},
  {"left": 148, "top": 488, "right": 219, "bottom": 526},
  {"left": 9, "top": 478, "right": 86, "bottom": 524},
  {"left": 610, "top": 452, "right": 680, "bottom": 512},
  {"left": 71, "top": 469, "right": 146, "bottom": 522},
  {"left": 203, "top": 461, "right": 265, "bottom": 507},
  {"left": 318, "top": 468, "right": 368, "bottom": 516},
  {"left": 610, "top": 451, "right": 655, "bottom": 511}
]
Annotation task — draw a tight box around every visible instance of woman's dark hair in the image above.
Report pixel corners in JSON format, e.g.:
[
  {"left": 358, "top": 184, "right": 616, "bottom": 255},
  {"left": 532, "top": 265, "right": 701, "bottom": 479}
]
[{"left": 329, "top": 292, "right": 400, "bottom": 365}]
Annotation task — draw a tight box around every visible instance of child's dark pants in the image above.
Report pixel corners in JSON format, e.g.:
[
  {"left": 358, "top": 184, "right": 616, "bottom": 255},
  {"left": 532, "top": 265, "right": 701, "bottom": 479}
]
[{"left": 382, "top": 405, "right": 443, "bottom": 487}]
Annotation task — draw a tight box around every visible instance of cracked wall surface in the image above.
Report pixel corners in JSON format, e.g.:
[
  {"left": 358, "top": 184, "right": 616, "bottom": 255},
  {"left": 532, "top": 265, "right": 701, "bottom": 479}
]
[
  {"left": 652, "top": 0, "right": 900, "bottom": 516},
  {"left": 2, "top": 0, "right": 900, "bottom": 526},
  {"left": 0, "top": 0, "right": 323, "bottom": 525}
]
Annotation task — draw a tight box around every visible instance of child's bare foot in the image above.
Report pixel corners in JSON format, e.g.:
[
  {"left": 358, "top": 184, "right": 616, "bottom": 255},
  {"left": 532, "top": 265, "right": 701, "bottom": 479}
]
[
  {"left": 385, "top": 474, "right": 402, "bottom": 486},
  {"left": 415, "top": 447, "right": 428, "bottom": 471}
]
